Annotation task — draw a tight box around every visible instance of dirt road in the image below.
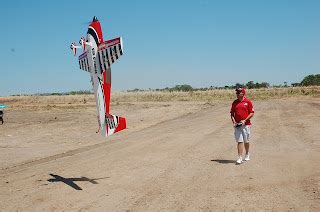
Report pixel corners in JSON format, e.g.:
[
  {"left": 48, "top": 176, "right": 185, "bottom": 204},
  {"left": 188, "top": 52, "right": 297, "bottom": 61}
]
[{"left": 0, "top": 99, "right": 319, "bottom": 211}]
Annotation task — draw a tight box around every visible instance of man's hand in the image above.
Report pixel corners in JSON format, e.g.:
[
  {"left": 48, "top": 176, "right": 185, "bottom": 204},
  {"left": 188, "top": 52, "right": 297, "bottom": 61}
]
[{"left": 240, "top": 120, "right": 246, "bottom": 125}]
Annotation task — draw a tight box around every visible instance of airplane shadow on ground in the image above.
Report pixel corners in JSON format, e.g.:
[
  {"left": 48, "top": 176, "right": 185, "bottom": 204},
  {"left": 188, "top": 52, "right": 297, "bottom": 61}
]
[
  {"left": 211, "top": 159, "right": 235, "bottom": 164},
  {"left": 47, "top": 174, "right": 109, "bottom": 190}
]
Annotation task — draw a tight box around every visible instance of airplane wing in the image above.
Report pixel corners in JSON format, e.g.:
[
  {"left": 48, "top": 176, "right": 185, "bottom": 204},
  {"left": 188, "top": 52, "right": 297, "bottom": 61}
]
[{"left": 97, "top": 37, "right": 123, "bottom": 70}]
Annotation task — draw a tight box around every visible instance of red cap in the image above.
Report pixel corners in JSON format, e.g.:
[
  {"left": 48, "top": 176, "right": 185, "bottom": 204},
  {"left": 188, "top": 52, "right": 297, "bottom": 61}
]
[{"left": 236, "top": 87, "right": 246, "bottom": 95}]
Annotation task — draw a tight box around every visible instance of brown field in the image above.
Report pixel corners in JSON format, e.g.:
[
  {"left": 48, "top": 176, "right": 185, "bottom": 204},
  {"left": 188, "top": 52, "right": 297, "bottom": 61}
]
[{"left": 0, "top": 87, "right": 320, "bottom": 211}]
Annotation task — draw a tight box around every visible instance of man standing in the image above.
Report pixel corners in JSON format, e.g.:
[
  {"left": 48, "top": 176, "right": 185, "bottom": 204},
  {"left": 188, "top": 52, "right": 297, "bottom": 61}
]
[{"left": 230, "top": 87, "right": 254, "bottom": 164}]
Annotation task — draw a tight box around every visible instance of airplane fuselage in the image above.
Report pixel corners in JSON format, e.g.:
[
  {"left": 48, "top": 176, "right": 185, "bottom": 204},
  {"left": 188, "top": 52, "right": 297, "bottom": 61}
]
[{"left": 71, "top": 16, "right": 126, "bottom": 137}]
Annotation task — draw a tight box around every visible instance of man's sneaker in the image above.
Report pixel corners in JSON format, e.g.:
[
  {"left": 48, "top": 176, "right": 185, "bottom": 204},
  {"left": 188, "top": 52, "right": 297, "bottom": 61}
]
[
  {"left": 244, "top": 154, "right": 250, "bottom": 161},
  {"left": 236, "top": 156, "right": 243, "bottom": 164}
]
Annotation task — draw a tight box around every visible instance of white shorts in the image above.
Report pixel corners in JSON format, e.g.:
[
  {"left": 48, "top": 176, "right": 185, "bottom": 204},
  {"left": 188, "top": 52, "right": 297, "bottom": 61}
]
[{"left": 234, "top": 125, "right": 251, "bottom": 143}]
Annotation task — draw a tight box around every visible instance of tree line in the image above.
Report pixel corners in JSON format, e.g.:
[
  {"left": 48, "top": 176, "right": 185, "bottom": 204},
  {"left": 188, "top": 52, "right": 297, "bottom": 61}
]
[
  {"left": 11, "top": 74, "right": 320, "bottom": 96},
  {"left": 127, "top": 74, "right": 319, "bottom": 92}
]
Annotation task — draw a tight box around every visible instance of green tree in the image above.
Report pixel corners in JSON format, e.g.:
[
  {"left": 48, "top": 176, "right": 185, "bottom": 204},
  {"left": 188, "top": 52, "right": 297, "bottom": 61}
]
[
  {"left": 235, "top": 83, "right": 244, "bottom": 89},
  {"left": 173, "top": 84, "right": 193, "bottom": 91},
  {"left": 291, "top": 83, "right": 300, "bottom": 87},
  {"left": 260, "top": 82, "right": 270, "bottom": 88},
  {"left": 246, "top": 81, "right": 255, "bottom": 89},
  {"left": 301, "top": 74, "right": 320, "bottom": 86}
]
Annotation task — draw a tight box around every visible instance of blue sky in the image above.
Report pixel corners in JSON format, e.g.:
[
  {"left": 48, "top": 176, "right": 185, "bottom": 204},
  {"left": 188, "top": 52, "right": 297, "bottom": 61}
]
[{"left": 1, "top": 0, "right": 319, "bottom": 96}]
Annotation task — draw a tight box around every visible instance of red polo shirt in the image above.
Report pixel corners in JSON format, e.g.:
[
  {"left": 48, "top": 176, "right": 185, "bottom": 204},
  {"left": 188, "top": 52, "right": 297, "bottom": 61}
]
[{"left": 230, "top": 97, "right": 254, "bottom": 125}]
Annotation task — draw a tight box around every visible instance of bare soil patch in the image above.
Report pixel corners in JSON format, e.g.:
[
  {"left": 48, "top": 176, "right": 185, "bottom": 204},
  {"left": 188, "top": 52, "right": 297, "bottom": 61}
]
[{"left": 0, "top": 97, "right": 319, "bottom": 211}]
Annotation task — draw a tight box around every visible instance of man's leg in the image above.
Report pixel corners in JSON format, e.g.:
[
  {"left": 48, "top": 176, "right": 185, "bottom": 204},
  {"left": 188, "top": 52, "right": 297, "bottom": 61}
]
[
  {"left": 236, "top": 142, "right": 244, "bottom": 164},
  {"left": 238, "top": 142, "right": 244, "bottom": 157},
  {"left": 244, "top": 143, "right": 249, "bottom": 155},
  {"left": 243, "top": 125, "right": 251, "bottom": 161},
  {"left": 235, "top": 126, "right": 244, "bottom": 164}
]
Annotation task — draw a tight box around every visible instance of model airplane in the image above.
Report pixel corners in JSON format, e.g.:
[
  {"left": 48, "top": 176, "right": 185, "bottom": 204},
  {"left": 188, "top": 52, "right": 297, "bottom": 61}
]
[{"left": 70, "top": 16, "right": 126, "bottom": 137}]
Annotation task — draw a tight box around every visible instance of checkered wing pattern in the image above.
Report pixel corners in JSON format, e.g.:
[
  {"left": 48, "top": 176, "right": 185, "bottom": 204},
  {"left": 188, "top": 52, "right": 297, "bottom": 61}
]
[
  {"left": 97, "top": 37, "right": 123, "bottom": 71},
  {"left": 78, "top": 52, "right": 91, "bottom": 72}
]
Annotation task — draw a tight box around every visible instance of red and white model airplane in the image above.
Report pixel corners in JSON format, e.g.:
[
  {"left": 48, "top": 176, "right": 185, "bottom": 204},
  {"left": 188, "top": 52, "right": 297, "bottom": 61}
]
[{"left": 70, "top": 16, "right": 126, "bottom": 137}]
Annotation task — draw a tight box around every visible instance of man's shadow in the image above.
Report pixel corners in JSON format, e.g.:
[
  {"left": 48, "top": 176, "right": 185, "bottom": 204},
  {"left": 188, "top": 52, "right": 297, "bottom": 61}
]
[
  {"left": 47, "top": 174, "right": 109, "bottom": 190},
  {"left": 211, "top": 159, "right": 235, "bottom": 164}
]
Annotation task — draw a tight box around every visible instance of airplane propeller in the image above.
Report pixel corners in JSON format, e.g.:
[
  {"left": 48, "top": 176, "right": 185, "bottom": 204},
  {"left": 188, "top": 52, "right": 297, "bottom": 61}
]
[
  {"left": 81, "top": 16, "right": 99, "bottom": 25},
  {"left": 81, "top": 21, "right": 93, "bottom": 25}
]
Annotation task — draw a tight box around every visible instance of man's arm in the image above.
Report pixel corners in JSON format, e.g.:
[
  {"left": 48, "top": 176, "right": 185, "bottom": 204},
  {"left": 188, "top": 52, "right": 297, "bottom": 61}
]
[
  {"left": 240, "top": 112, "right": 254, "bottom": 125},
  {"left": 230, "top": 102, "right": 236, "bottom": 126},
  {"left": 230, "top": 113, "right": 237, "bottom": 127}
]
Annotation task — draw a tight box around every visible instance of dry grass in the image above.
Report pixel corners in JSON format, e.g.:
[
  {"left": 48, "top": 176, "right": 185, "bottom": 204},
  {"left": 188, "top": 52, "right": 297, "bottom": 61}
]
[
  {"left": 0, "top": 95, "right": 95, "bottom": 110},
  {"left": 0, "top": 87, "right": 319, "bottom": 107},
  {"left": 111, "top": 86, "right": 320, "bottom": 102}
]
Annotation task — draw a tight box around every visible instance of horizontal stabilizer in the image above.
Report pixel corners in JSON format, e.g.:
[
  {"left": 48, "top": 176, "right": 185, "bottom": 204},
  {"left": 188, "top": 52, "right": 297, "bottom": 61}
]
[{"left": 78, "top": 52, "right": 91, "bottom": 72}]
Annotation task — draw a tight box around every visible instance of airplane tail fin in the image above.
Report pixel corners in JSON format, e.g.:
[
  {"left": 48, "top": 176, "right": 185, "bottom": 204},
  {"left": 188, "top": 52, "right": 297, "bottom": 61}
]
[
  {"left": 103, "top": 114, "right": 126, "bottom": 137},
  {"left": 114, "top": 116, "right": 126, "bottom": 134}
]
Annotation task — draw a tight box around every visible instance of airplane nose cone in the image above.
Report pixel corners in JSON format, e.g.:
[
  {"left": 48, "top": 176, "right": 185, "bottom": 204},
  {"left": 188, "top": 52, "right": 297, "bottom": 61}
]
[{"left": 92, "top": 16, "right": 98, "bottom": 22}]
